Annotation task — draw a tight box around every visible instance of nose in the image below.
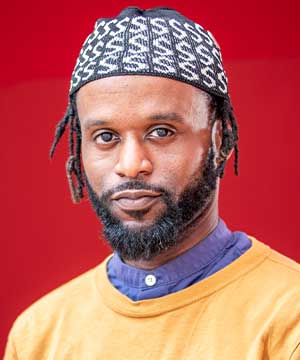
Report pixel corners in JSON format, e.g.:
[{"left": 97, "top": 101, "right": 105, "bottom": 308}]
[{"left": 114, "top": 136, "right": 153, "bottom": 178}]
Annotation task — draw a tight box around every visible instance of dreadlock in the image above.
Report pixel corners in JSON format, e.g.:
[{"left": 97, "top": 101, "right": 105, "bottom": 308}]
[
  {"left": 49, "top": 94, "right": 84, "bottom": 203},
  {"left": 49, "top": 92, "right": 239, "bottom": 203}
]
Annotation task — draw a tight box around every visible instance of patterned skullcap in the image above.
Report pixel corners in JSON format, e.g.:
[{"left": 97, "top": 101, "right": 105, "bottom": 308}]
[{"left": 70, "top": 6, "right": 229, "bottom": 99}]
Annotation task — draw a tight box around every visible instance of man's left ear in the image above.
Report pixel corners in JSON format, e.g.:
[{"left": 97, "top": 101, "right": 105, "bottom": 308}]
[{"left": 211, "top": 120, "right": 233, "bottom": 166}]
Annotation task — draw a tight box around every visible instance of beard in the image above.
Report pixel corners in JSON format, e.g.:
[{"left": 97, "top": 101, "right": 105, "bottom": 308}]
[{"left": 85, "top": 147, "right": 218, "bottom": 262}]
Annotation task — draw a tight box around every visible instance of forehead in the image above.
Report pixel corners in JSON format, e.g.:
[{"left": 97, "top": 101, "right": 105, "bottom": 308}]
[{"left": 76, "top": 75, "right": 211, "bottom": 126}]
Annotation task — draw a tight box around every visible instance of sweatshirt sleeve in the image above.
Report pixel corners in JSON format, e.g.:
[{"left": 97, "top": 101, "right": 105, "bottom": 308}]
[
  {"left": 290, "top": 342, "right": 300, "bottom": 360},
  {"left": 3, "top": 330, "right": 19, "bottom": 360}
]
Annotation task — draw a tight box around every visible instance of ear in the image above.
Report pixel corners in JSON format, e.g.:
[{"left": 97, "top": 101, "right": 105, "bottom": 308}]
[
  {"left": 211, "top": 120, "right": 234, "bottom": 165},
  {"left": 211, "top": 120, "right": 222, "bottom": 155}
]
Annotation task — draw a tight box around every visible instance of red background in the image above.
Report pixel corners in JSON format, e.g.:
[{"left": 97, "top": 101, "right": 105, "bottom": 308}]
[{"left": 1, "top": 0, "right": 299, "bottom": 355}]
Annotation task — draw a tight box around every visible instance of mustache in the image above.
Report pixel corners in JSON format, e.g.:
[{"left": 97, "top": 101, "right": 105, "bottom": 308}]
[{"left": 98, "top": 180, "right": 172, "bottom": 203}]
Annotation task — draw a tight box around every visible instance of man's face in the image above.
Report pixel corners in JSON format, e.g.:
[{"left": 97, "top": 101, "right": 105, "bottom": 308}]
[{"left": 77, "top": 76, "right": 219, "bottom": 261}]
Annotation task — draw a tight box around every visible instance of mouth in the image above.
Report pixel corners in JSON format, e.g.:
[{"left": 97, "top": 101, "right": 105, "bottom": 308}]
[{"left": 111, "top": 190, "right": 162, "bottom": 211}]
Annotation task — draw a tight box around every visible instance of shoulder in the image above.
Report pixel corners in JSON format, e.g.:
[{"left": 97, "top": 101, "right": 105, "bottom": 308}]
[
  {"left": 267, "top": 245, "right": 300, "bottom": 273},
  {"left": 256, "top": 239, "right": 300, "bottom": 287},
  {"left": 260, "top": 247, "right": 300, "bottom": 356},
  {"left": 222, "top": 237, "right": 300, "bottom": 329},
  {"left": 236, "top": 238, "right": 300, "bottom": 304},
  {"left": 9, "top": 259, "right": 107, "bottom": 344},
  {"left": 22, "top": 264, "right": 98, "bottom": 314}
]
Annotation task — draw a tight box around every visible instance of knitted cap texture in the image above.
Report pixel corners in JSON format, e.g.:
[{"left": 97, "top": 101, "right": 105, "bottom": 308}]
[{"left": 70, "top": 7, "right": 229, "bottom": 99}]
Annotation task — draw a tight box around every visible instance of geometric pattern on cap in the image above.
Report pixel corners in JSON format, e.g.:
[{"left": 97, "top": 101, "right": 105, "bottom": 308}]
[{"left": 70, "top": 7, "right": 229, "bottom": 98}]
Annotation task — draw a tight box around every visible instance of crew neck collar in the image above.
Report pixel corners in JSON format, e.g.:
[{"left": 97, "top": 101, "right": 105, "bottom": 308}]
[{"left": 95, "top": 237, "right": 270, "bottom": 318}]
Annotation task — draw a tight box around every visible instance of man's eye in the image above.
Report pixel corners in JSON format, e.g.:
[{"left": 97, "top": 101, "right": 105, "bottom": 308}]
[
  {"left": 95, "top": 132, "right": 116, "bottom": 143},
  {"left": 150, "top": 128, "right": 173, "bottom": 138}
]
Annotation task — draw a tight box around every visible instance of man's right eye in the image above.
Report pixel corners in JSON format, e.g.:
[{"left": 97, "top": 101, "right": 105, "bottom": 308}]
[{"left": 95, "top": 132, "right": 116, "bottom": 144}]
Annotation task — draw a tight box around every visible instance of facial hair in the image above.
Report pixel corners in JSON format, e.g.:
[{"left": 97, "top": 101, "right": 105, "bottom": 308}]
[{"left": 85, "top": 147, "right": 218, "bottom": 261}]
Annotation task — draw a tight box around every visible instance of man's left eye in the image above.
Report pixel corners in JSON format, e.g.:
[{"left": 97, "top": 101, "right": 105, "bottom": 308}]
[{"left": 150, "top": 128, "right": 174, "bottom": 138}]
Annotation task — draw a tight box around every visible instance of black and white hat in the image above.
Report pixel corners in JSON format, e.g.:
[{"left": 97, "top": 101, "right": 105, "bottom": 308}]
[{"left": 70, "top": 7, "right": 229, "bottom": 99}]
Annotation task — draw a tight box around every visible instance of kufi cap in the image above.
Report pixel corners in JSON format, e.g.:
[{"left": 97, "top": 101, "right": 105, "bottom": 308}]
[{"left": 70, "top": 6, "right": 229, "bottom": 99}]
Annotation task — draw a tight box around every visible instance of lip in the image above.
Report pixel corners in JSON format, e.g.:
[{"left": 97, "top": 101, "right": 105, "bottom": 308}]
[
  {"left": 111, "top": 190, "right": 162, "bottom": 211},
  {"left": 111, "top": 190, "right": 162, "bottom": 201},
  {"left": 112, "top": 195, "right": 162, "bottom": 212}
]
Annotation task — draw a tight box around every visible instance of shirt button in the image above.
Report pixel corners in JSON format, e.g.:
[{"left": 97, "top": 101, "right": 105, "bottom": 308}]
[{"left": 145, "top": 274, "right": 157, "bottom": 286}]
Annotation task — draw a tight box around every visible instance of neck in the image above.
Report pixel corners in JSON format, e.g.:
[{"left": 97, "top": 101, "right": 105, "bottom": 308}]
[{"left": 124, "top": 188, "right": 220, "bottom": 270}]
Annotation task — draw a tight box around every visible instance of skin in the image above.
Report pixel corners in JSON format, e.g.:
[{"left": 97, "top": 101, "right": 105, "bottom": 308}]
[{"left": 77, "top": 75, "right": 224, "bottom": 270}]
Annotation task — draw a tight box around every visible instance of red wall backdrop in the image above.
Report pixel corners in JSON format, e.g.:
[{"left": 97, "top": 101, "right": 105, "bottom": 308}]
[{"left": 1, "top": 0, "right": 299, "bottom": 355}]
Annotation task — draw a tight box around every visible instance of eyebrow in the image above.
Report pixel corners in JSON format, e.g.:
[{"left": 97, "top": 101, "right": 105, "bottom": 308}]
[
  {"left": 83, "top": 112, "right": 184, "bottom": 130},
  {"left": 83, "top": 119, "right": 107, "bottom": 130},
  {"left": 149, "top": 112, "right": 184, "bottom": 123}
]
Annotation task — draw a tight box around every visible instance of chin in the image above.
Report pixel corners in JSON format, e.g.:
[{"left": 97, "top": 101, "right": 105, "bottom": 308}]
[
  {"left": 121, "top": 218, "right": 157, "bottom": 229},
  {"left": 111, "top": 204, "right": 166, "bottom": 227}
]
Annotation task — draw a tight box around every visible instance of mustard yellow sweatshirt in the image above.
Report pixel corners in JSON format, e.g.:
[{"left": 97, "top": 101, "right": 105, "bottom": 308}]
[{"left": 4, "top": 238, "right": 300, "bottom": 359}]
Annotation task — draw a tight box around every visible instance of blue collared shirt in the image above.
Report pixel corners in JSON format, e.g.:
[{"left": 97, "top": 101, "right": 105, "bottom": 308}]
[{"left": 107, "top": 219, "right": 252, "bottom": 301}]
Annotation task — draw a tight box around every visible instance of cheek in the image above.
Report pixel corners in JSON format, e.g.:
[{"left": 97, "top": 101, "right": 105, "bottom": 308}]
[
  {"left": 152, "top": 136, "right": 210, "bottom": 196},
  {"left": 81, "top": 142, "right": 116, "bottom": 190}
]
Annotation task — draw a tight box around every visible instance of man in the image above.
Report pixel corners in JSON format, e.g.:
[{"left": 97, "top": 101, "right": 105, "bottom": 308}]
[{"left": 4, "top": 6, "right": 300, "bottom": 359}]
